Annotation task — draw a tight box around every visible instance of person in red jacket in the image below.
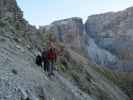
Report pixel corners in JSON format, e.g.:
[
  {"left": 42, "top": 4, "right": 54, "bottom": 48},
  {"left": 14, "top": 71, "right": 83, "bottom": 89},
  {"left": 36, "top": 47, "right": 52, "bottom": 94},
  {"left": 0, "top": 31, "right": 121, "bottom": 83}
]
[{"left": 48, "top": 47, "right": 56, "bottom": 76}]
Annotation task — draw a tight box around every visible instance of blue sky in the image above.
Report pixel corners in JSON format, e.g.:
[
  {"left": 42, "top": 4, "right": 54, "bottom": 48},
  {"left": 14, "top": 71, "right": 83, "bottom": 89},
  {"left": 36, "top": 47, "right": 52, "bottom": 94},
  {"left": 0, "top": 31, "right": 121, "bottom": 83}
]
[{"left": 16, "top": 0, "right": 133, "bottom": 27}]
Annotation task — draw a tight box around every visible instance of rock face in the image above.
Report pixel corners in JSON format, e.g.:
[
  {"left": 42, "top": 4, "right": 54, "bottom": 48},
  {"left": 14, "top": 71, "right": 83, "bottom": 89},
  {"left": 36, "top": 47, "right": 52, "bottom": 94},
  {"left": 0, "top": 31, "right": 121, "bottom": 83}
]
[
  {"left": 85, "top": 7, "right": 133, "bottom": 40},
  {"left": 85, "top": 37, "right": 118, "bottom": 67},
  {"left": 0, "top": 0, "right": 44, "bottom": 51},
  {"left": 85, "top": 7, "right": 133, "bottom": 71},
  {"left": 0, "top": 0, "right": 22, "bottom": 18},
  {"left": 39, "top": 17, "right": 85, "bottom": 52}
]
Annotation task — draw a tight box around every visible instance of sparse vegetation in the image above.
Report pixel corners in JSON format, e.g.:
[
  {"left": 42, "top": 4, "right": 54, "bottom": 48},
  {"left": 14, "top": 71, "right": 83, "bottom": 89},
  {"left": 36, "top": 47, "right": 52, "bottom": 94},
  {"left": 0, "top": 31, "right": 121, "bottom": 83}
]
[
  {"left": 93, "top": 65, "right": 133, "bottom": 100},
  {"left": 92, "top": 64, "right": 117, "bottom": 83}
]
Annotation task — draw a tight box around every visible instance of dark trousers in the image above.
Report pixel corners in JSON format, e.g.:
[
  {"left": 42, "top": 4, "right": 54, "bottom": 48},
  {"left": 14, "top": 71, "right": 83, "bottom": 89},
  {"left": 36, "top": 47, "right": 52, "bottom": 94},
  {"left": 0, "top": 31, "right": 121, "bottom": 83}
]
[{"left": 43, "top": 60, "right": 49, "bottom": 72}]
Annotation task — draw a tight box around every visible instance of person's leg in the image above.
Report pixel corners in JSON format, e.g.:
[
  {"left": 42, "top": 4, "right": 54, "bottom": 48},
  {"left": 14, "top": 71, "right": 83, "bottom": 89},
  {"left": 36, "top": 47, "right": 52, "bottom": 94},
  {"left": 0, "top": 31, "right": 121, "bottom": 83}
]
[
  {"left": 48, "top": 61, "right": 52, "bottom": 75},
  {"left": 41, "top": 62, "right": 43, "bottom": 68},
  {"left": 46, "top": 60, "right": 49, "bottom": 72},
  {"left": 51, "top": 61, "right": 54, "bottom": 75},
  {"left": 43, "top": 61, "right": 47, "bottom": 71}
]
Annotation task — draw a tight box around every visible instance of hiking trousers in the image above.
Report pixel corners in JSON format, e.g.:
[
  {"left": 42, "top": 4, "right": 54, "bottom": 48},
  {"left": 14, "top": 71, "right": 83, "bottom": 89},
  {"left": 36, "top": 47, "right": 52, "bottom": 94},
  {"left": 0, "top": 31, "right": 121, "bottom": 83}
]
[
  {"left": 49, "top": 61, "right": 54, "bottom": 75},
  {"left": 43, "top": 60, "right": 49, "bottom": 72}
]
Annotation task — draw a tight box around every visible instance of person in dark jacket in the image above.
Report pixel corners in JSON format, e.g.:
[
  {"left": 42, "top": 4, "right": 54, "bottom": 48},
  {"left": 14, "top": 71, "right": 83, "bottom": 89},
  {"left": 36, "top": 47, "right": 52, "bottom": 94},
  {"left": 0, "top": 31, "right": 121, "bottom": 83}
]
[{"left": 41, "top": 48, "right": 49, "bottom": 72}]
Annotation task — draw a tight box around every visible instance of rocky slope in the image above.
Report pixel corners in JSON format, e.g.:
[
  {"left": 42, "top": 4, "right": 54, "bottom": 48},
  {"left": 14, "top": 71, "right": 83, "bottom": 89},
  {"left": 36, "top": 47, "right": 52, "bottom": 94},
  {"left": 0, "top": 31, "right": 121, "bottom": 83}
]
[
  {"left": 0, "top": 36, "right": 130, "bottom": 100},
  {"left": 0, "top": 0, "right": 130, "bottom": 100},
  {"left": 0, "top": 0, "right": 44, "bottom": 51}
]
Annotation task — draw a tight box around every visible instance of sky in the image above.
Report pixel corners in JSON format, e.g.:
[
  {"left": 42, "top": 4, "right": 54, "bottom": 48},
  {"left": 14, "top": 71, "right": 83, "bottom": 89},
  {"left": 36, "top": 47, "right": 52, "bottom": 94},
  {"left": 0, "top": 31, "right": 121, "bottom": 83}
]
[{"left": 16, "top": 0, "right": 133, "bottom": 27}]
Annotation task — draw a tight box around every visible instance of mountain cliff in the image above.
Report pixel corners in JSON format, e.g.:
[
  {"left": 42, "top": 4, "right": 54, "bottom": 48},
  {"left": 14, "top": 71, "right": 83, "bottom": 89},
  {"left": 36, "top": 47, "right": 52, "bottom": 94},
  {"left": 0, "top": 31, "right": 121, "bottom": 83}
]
[
  {"left": 40, "top": 7, "right": 133, "bottom": 71},
  {"left": 39, "top": 17, "right": 85, "bottom": 53},
  {"left": 85, "top": 7, "right": 133, "bottom": 71}
]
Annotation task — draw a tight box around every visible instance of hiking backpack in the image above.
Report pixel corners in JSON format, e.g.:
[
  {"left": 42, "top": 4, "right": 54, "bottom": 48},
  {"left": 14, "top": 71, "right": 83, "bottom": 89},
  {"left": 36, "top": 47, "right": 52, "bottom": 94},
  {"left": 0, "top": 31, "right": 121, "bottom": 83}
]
[{"left": 35, "top": 55, "right": 42, "bottom": 66}]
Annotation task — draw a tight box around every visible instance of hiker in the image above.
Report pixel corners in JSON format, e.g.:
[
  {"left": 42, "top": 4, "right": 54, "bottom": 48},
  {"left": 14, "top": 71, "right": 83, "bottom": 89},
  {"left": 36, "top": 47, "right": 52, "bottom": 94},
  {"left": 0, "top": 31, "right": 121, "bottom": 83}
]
[
  {"left": 35, "top": 54, "right": 43, "bottom": 67},
  {"left": 41, "top": 48, "right": 49, "bottom": 72},
  {"left": 48, "top": 47, "right": 56, "bottom": 76}
]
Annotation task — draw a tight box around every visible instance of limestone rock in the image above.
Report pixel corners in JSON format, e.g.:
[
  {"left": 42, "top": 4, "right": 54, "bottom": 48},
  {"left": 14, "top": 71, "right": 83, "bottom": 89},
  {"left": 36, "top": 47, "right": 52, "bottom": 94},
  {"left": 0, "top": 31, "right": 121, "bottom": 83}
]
[
  {"left": 39, "top": 17, "right": 84, "bottom": 51},
  {"left": 85, "top": 7, "right": 133, "bottom": 70}
]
